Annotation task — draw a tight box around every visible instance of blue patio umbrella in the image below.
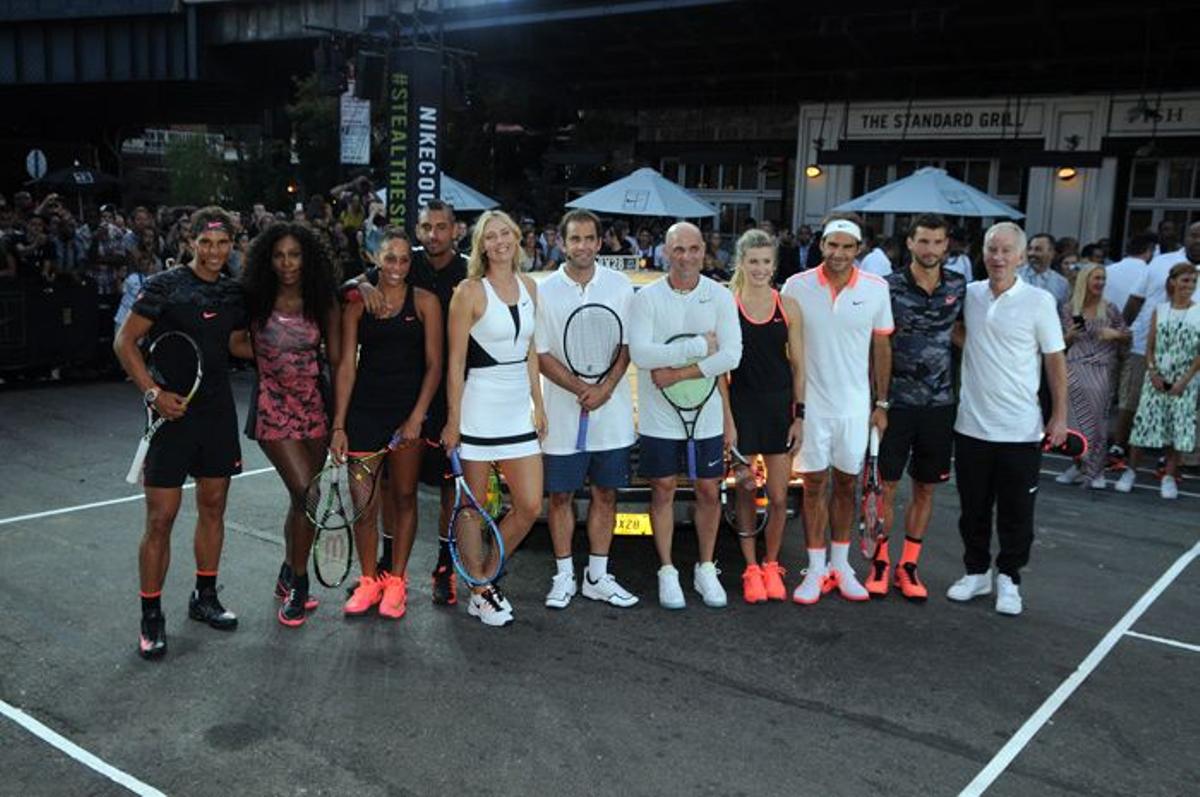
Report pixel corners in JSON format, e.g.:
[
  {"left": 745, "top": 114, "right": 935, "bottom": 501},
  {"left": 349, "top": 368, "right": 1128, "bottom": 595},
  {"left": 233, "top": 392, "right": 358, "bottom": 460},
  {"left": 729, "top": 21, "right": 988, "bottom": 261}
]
[
  {"left": 566, "top": 167, "right": 717, "bottom": 218},
  {"left": 834, "top": 167, "right": 1024, "bottom": 219}
]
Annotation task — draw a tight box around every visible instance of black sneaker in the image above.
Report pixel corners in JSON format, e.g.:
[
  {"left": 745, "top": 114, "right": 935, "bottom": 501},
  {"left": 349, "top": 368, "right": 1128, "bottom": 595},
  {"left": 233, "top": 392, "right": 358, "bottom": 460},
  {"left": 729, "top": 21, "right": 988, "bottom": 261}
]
[
  {"left": 277, "top": 587, "right": 307, "bottom": 627},
  {"left": 275, "top": 561, "right": 292, "bottom": 599},
  {"left": 188, "top": 588, "right": 239, "bottom": 630},
  {"left": 138, "top": 611, "right": 167, "bottom": 660},
  {"left": 431, "top": 563, "right": 457, "bottom": 606}
]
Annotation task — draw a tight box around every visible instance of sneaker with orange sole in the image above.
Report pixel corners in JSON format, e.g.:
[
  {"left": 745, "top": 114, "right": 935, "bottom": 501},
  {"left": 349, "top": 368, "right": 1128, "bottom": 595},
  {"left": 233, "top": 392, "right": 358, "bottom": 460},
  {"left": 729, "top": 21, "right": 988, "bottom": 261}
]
[
  {"left": 379, "top": 573, "right": 408, "bottom": 619},
  {"left": 741, "top": 564, "right": 767, "bottom": 604},
  {"left": 343, "top": 574, "right": 384, "bottom": 616},
  {"left": 760, "top": 561, "right": 787, "bottom": 601},
  {"left": 864, "top": 558, "right": 890, "bottom": 599},
  {"left": 894, "top": 562, "right": 928, "bottom": 602}
]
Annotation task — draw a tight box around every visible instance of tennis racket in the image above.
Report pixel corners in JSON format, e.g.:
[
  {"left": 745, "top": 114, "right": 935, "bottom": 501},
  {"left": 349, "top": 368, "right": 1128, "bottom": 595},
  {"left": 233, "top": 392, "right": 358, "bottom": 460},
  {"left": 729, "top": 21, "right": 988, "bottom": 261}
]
[
  {"left": 446, "top": 448, "right": 506, "bottom": 587},
  {"left": 124, "top": 331, "right": 203, "bottom": 484},
  {"left": 858, "top": 426, "right": 885, "bottom": 559},
  {"left": 661, "top": 333, "right": 718, "bottom": 480},
  {"left": 1042, "top": 428, "right": 1088, "bottom": 458},
  {"left": 721, "top": 446, "right": 769, "bottom": 538},
  {"left": 304, "top": 460, "right": 354, "bottom": 587},
  {"left": 563, "top": 303, "right": 623, "bottom": 451}
]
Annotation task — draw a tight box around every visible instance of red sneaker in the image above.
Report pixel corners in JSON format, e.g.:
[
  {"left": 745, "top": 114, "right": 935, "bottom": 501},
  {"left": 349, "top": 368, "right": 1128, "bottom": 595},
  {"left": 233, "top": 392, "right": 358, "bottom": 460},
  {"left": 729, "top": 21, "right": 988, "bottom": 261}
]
[
  {"left": 379, "top": 573, "right": 408, "bottom": 619},
  {"left": 741, "top": 564, "right": 767, "bottom": 604},
  {"left": 343, "top": 575, "right": 384, "bottom": 616},
  {"left": 760, "top": 561, "right": 787, "bottom": 601},
  {"left": 864, "top": 558, "right": 890, "bottom": 599},
  {"left": 894, "top": 562, "right": 928, "bottom": 602}
]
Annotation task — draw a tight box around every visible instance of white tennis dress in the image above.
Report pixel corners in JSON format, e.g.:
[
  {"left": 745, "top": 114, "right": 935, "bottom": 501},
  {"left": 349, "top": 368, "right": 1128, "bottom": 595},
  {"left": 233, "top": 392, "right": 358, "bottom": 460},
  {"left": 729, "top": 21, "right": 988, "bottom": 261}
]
[{"left": 460, "top": 276, "right": 540, "bottom": 461}]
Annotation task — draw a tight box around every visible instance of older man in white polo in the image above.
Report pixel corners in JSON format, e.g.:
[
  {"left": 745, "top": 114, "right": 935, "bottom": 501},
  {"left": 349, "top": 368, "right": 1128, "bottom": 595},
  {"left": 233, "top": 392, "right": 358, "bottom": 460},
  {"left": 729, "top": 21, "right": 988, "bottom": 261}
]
[{"left": 948, "top": 221, "right": 1068, "bottom": 616}]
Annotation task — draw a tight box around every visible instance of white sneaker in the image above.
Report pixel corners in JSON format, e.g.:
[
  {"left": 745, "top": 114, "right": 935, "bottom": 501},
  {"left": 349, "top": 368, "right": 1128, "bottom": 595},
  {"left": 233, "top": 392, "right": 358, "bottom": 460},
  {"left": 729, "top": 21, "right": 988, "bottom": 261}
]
[
  {"left": 1055, "top": 464, "right": 1082, "bottom": 484},
  {"left": 1087, "top": 476, "right": 1107, "bottom": 490},
  {"left": 581, "top": 569, "right": 638, "bottom": 607},
  {"left": 544, "top": 571, "right": 577, "bottom": 609},
  {"left": 946, "top": 571, "right": 993, "bottom": 602},
  {"left": 995, "top": 574, "right": 1023, "bottom": 616},
  {"left": 468, "top": 588, "right": 514, "bottom": 627},
  {"left": 1114, "top": 468, "right": 1136, "bottom": 493},
  {"left": 792, "top": 566, "right": 826, "bottom": 605},
  {"left": 829, "top": 565, "right": 870, "bottom": 601},
  {"left": 693, "top": 562, "right": 727, "bottom": 608},
  {"left": 1161, "top": 475, "right": 1179, "bottom": 500},
  {"left": 657, "top": 565, "right": 686, "bottom": 610}
]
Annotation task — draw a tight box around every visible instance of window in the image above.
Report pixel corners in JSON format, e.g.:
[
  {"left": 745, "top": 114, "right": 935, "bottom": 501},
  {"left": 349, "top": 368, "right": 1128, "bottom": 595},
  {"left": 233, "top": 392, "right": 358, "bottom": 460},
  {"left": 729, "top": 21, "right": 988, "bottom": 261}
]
[{"left": 1125, "top": 157, "right": 1200, "bottom": 245}]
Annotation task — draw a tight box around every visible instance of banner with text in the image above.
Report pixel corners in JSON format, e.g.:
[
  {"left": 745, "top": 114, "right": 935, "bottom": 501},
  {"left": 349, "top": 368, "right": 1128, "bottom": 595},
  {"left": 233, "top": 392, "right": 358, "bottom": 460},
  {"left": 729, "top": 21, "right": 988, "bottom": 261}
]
[
  {"left": 339, "top": 81, "right": 371, "bottom": 165},
  {"left": 387, "top": 47, "right": 442, "bottom": 234}
]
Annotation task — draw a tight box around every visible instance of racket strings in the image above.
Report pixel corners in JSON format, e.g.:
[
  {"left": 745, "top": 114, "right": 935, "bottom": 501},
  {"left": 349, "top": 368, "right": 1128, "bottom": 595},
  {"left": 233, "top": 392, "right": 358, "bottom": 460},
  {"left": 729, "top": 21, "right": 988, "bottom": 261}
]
[
  {"left": 564, "top": 316, "right": 621, "bottom": 377},
  {"left": 452, "top": 506, "right": 501, "bottom": 582},
  {"left": 148, "top": 336, "right": 200, "bottom": 393}
]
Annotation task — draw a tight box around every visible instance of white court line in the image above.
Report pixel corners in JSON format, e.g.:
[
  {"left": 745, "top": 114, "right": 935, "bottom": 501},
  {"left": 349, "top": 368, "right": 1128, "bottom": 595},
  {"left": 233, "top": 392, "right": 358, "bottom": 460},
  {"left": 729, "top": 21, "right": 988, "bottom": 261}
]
[
  {"left": 959, "top": 539, "right": 1200, "bottom": 797},
  {"left": 0, "top": 466, "right": 275, "bottom": 527},
  {"left": 0, "top": 699, "right": 166, "bottom": 796},
  {"left": 1038, "top": 468, "right": 1200, "bottom": 499},
  {"left": 1124, "top": 630, "right": 1200, "bottom": 654}
]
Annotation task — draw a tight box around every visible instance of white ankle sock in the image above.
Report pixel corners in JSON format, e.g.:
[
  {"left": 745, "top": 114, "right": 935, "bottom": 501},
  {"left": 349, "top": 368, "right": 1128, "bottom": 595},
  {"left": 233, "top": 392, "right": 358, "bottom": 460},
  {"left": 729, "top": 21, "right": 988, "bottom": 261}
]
[
  {"left": 555, "top": 556, "right": 573, "bottom": 577},
  {"left": 807, "top": 547, "right": 827, "bottom": 574},
  {"left": 588, "top": 554, "right": 608, "bottom": 579},
  {"left": 830, "top": 541, "right": 850, "bottom": 569}
]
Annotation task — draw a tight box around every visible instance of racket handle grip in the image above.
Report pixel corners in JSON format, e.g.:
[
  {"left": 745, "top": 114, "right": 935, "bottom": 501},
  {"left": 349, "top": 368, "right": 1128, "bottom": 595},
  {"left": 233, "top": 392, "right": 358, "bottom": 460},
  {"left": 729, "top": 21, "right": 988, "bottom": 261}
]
[
  {"left": 687, "top": 440, "right": 697, "bottom": 480},
  {"left": 868, "top": 425, "right": 880, "bottom": 456},
  {"left": 125, "top": 438, "right": 150, "bottom": 484},
  {"left": 575, "top": 409, "right": 590, "bottom": 452},
  {"left": 387, "top": 430, "right": 404, "bottom": 449},
  {"left": 448, "top": 447, "right": 464, "bottom": 477}
]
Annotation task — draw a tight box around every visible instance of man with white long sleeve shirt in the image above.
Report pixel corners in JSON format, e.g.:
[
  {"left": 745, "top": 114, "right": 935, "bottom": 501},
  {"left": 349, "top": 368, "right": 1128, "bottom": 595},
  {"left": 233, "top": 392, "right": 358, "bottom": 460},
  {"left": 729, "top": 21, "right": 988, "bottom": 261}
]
[{"left": 629, "top": 221, "right": 742, "bottom": 609}]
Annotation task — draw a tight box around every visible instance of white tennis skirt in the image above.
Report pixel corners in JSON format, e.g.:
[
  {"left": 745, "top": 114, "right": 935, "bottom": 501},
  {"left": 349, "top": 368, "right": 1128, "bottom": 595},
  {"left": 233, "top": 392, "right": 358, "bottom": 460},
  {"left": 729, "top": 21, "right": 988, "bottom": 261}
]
[{"left": 460, "top": 362, "right": 540, "bottom": 461}]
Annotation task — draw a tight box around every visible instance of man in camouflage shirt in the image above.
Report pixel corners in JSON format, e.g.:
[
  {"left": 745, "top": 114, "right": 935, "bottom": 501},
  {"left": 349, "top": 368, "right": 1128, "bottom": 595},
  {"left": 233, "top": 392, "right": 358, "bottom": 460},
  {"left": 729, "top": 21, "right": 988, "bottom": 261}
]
[{"left": 868, "top": 214, "right": 966, "bottom": 601}]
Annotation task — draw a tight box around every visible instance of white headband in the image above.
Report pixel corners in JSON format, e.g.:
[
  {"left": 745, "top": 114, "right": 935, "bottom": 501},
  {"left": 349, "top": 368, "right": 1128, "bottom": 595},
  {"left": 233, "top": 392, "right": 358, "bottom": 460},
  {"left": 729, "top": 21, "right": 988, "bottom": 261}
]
[{"left": 822, "top": 219, "right": 862, "bottom": 242}]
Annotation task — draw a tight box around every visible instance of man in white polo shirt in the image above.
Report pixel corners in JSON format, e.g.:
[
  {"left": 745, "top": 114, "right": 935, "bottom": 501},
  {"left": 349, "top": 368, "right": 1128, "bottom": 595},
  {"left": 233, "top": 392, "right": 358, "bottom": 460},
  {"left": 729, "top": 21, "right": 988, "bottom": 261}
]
[
  {"left": 949, "top": 221, "right": 1067, "bottom": 617},
  {"left": 535, "top": 209, "right": 638, "bottom": 610},
  {"left": 782, "top": 212, "right": 893, "bottom": 605},
  {"left": 629, "top": 221, "right": 742, "bottom": 610}
]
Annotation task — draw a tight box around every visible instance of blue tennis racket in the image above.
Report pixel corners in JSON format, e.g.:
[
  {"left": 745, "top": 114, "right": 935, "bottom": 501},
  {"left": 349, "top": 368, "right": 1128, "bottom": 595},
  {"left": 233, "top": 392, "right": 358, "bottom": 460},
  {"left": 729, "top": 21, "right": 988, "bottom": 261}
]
[{"left": 446, "top": 448, "right": 506, "bottom": 587}]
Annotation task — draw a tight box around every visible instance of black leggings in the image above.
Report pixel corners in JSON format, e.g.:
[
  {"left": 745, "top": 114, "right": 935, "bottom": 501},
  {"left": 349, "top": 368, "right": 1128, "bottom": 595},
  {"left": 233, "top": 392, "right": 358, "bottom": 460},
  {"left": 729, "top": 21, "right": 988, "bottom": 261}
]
[{"left": 953, "top": 433, "right": 1042, "bottom": 583}]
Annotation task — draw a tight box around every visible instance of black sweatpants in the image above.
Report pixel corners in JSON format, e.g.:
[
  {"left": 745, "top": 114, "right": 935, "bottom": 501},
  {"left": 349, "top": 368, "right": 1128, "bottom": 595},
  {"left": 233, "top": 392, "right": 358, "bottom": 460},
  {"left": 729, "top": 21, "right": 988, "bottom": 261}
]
[{"left": 954, "top": 432, "right": 1042, "bottom": 583}]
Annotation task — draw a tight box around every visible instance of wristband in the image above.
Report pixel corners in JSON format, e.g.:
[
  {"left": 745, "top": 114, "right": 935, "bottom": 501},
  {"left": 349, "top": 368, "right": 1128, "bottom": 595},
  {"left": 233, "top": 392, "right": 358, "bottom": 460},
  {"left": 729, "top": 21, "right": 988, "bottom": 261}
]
[{"left": 792, "top": 402, "right": 805, "bottom": 420}]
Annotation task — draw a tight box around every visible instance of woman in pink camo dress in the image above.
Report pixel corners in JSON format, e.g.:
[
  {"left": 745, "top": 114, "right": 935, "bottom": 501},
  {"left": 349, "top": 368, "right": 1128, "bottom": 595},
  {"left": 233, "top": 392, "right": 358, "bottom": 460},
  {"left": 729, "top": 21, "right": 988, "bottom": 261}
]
[{"left": 239, "top": 222, "right": 341, "bottom": 627}]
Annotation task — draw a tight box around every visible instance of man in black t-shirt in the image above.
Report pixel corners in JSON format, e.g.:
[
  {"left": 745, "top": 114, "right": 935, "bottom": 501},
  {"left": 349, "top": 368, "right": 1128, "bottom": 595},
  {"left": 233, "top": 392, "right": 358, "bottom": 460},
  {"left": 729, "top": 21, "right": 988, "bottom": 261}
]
[
  {"left": 342, "top": 200, "right": 467, "bottom": 605},
  {"left": 114, "top": 207, "right": 248, "bottom": 660}
]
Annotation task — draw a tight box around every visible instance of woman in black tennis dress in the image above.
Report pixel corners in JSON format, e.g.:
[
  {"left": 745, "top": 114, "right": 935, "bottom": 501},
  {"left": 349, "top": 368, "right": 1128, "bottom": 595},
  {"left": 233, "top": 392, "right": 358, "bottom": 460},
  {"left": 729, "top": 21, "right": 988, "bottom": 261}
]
[
  {"left": 722, "top": 228, "right": 806, "bottom": 605},
  {"left": 330, "top": 228, "right": 443, "bottom": 621}
]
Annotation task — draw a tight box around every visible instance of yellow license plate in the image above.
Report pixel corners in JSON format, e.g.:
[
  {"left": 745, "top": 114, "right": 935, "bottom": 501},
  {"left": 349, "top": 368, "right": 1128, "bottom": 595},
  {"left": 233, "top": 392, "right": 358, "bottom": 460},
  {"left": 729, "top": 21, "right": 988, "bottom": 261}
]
[{"left": 614, "top": 512, "right": 653, "bottom": 536}]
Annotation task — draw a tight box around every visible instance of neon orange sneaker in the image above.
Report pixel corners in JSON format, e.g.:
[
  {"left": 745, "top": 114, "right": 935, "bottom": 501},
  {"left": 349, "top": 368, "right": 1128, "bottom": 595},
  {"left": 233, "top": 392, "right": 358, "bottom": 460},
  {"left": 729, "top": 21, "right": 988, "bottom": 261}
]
[
  {"left": 379, "top": 573, "right": 408, "bottom": 619},
  {"left": 864, "top": 558, "right": 890, "bottom": 598},
  {"left": 894, "top": 562, "right": 928, "bottom": 602},
  {"left": 741, "top": 564, "right": 767, "bottom": 604},
  {"left": 760, "top": 561, "right": 787, "bottom": 601},
  {"left": 343, "top": 574, "right": 384, "bottom": 616}
]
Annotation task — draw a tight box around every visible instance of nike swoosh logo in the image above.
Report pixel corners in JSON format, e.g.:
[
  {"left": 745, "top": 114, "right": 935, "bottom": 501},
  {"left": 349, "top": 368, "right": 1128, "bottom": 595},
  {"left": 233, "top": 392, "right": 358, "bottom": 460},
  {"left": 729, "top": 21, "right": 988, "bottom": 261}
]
[
  {"left": 707, "top": 458, "right": 722, "bottom": 467},
  {"left": 699, "top": 297, "right": 712, "bottom": 303},
  {"left": 851, "top": 300, "right": 864, "bottom": 306},
  {"left": 202, "top": 311, "right": 217, "bottom": 319},
  {"left": 403, "top": 315, "right": 416, "bottom": 321}
]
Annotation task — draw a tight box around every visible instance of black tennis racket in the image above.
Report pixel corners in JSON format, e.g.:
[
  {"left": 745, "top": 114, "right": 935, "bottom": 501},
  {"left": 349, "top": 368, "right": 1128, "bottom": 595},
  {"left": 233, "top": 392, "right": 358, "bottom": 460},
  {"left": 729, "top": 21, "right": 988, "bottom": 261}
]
[
  {"left": 446, "top": 448, "right": 506, "bottom": 587},
  {"left": 721, "top": 446, "right": 769, "bottom": 538},
  {"left": 124, "top": 331, "right": 203, "bottom": 484},
  {"left": 858, "top": 426, "right": 885, "bottom": 559},
  {"left": 304, "top": 459, "right": 354, "bottom": 587},
  {"left": 661, "top": 333, "right": 718, "bottom": 479},
  {"left": 563, "top": 303, "right": 623, "bottom": 451}
]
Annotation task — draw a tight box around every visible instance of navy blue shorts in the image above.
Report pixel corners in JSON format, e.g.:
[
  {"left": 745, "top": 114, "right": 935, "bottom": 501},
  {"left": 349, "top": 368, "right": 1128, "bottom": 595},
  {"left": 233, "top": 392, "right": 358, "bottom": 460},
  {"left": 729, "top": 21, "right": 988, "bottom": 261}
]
[
  {"left": 544, "top": 446, "right": 632, "bottom": 493},
  {"left": 637, "top": 434, "right": 724, "bottom": 480}
]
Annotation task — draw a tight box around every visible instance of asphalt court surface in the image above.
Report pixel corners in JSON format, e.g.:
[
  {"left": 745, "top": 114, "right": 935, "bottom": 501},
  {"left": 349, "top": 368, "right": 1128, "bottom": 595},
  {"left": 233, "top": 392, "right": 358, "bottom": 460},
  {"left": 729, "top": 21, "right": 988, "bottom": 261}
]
[{"left": 1, "top": 374, "right": 1197, "bottom": 797}]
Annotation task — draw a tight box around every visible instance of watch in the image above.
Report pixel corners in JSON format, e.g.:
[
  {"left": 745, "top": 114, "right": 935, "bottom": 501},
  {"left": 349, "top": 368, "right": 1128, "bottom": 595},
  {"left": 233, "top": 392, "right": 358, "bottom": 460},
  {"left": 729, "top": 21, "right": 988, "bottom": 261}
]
[
  {"left": 143, "top": 387, "right": 160, "bottom": 406},
  {"left": 875, "top": 399, "right": 891, "bottom": 410}
]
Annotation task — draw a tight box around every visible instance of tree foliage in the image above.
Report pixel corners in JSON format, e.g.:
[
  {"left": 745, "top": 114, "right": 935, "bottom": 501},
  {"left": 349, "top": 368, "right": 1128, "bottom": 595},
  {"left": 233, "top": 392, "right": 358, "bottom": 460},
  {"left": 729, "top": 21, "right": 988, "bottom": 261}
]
[
  {"left": 164, "top": 137, "right": 232, "bottom": 207},
  {"left": 287, "top": 73, "right": 339, "bottom": 198}
]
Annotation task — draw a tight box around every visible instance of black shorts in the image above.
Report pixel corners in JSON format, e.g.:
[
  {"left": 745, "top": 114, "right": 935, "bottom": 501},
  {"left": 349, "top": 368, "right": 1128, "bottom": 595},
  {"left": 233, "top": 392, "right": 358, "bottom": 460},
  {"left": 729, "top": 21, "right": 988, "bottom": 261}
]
[
  {"left": 878, "top": 405, "right": 955, "bottom": 484},
  {"left": 730, "top": 387, "right": 792, "bottom": 455},
  {"left": 143, "top": 403, "right": 243, "bottom": 488}
]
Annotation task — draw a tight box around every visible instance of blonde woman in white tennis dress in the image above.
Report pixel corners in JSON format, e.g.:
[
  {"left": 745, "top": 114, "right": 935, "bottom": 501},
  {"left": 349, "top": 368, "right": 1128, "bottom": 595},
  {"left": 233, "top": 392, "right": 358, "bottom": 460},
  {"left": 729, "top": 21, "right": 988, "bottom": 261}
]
[{"left": 442, "top": 210, "right": 546, "bottom": 626}]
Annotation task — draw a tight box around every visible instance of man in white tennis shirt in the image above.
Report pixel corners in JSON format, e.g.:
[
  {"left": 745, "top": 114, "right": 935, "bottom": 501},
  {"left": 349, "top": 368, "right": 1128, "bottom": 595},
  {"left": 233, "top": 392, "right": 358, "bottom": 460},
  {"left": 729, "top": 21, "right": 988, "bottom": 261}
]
[
  {"left": 535, "top": 209, "right": 638, "bottom": 610},
  {"left": 782, "top": 213, "right": 893, "bottom": 605},
  {"left": 629, "top": 221, "right": 742, "bottom": 609},
  {"left": 948, "top": 221, "right": 1067, "bottom": 616}
]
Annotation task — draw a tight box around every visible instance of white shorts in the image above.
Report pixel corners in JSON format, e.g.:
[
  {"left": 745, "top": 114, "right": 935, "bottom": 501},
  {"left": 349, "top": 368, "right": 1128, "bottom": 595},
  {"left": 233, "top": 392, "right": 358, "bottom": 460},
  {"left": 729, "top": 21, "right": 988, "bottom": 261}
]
[{"left": 797, "top": 414, "right": 870, "bottom": 475}]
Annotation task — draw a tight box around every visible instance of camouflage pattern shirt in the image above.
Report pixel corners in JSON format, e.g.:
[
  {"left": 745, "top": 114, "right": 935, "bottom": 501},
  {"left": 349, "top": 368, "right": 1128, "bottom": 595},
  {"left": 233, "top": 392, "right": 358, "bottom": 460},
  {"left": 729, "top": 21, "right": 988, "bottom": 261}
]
[{"left": 885, "top": 266, "right": 966, "bottom": 409}]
